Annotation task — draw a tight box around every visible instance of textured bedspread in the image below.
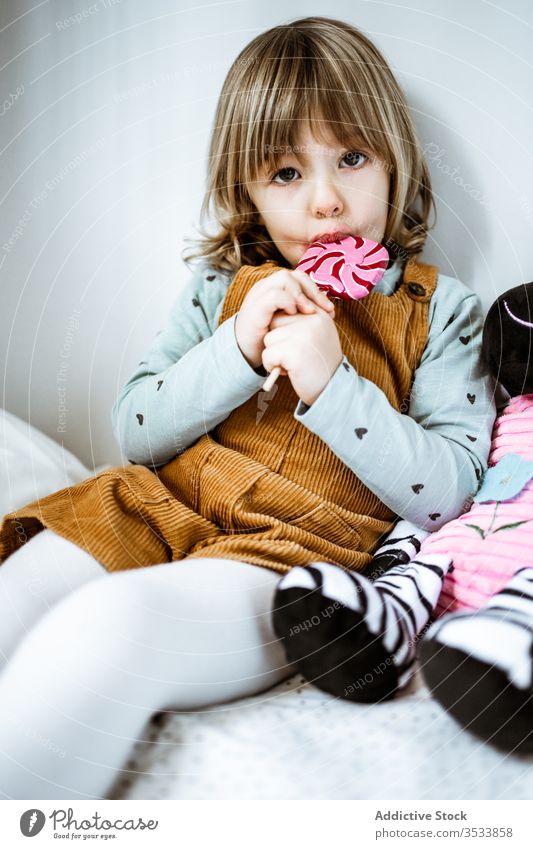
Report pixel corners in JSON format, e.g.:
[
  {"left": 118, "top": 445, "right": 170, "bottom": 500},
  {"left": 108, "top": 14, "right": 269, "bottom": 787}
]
[{"left": 108, "top": 668, "right": 533, "bottom": 800}]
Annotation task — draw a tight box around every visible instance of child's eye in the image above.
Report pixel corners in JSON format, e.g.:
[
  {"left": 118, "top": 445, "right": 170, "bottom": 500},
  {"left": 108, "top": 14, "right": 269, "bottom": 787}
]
[
  {"left": 342, "top": 150, "right": 369, "bottom": 168},
  {"left": 270, "top": 151, "right": 369, "bottom": 184},
  {"left": 271, "top": 167, "right": 299, "bottom": 184}
]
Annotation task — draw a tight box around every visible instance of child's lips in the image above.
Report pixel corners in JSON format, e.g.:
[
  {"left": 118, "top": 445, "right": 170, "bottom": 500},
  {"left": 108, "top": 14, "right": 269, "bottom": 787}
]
[{"left": 308, "top": 231, "right": 353, "bottom": 246}]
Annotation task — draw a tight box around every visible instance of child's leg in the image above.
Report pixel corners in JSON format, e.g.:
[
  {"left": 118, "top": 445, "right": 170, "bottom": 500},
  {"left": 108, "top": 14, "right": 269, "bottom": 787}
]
[
  {"left": 420, "top": 566, "right": 533, "bottom": 753},
  {"left": 0, "top": 529, "right": 107, "bottom": 671},
  {"left": 0, "top": 556, "right": 295, "bottom": 800},
  {"left": 271, "top": 520, "right": 450, "bottom": 702}
]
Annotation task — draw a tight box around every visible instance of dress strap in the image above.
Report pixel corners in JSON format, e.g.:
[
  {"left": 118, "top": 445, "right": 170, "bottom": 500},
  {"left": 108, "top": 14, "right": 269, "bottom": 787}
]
[{"left": 398, "top": 256, "right": 439, "bottom": 302}]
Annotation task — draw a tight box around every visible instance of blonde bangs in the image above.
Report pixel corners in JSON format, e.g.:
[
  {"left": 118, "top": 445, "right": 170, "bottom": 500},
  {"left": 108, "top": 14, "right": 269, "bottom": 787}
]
[{"left": 240, "top": 64, "right": 392, "bottom": 184}]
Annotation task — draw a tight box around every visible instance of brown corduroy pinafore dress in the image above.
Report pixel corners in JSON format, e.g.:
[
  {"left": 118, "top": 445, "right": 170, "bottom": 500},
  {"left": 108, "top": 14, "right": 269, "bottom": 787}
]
[{"left": 0, "top": 257, "right": 438, "bottom": 575}]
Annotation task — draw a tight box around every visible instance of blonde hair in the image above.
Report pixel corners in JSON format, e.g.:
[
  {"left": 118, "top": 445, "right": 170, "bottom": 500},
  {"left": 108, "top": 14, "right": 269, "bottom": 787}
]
[{"left": 182, "top": 15, "right": 436, "bottom": 275}]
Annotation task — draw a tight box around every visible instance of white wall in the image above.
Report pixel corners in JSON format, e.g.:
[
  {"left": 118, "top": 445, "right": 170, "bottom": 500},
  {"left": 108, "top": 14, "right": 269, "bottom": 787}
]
[{"left": 1, "top": 0, "right": 532, "bottom": 468}]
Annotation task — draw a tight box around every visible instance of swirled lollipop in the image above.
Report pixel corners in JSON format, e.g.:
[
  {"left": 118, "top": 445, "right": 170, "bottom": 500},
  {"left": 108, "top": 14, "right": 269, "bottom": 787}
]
[
  {"left": 262, "top": 235, "right": 389, "bottom": 391},
  {"left": 296, "top": 234, "right": 390, "bottom": 299}
]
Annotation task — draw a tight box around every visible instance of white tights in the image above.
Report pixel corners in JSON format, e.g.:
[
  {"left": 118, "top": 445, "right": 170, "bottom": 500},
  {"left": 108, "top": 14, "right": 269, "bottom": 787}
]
[{"left": 0, "top": 530, "right": 294, "bottom": 800}]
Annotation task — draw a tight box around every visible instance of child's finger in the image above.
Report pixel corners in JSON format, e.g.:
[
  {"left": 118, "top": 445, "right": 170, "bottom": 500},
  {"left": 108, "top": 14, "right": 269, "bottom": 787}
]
[
  {"left": 262, "top": 289, "right": 298, "bottom": 322},
  {"left": 270, "top": 303, "right": 335, "bottom": 330},
  {"left": 291, "top": 270, "right": 334, "bottom": 312},
  {"left": 296, "top": 294, "right": 317, "bottom": 313}
]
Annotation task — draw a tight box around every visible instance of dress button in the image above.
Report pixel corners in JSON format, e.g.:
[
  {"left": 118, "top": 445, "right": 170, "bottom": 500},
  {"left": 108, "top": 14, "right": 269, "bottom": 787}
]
[{"left": 407, "top": 282, "right": 426, "bottom": 296}]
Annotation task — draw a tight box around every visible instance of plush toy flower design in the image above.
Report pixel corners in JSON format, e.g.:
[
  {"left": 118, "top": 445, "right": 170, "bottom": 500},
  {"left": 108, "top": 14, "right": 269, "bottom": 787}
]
[{"left": 464, "top": 452, "right": 533, "bottom": 540}]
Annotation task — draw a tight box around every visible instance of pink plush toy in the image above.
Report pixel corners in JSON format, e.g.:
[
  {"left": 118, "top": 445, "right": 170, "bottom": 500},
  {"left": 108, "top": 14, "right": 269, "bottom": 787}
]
[{"left": 424, "top": 395, "right": 533, "bottom": 616}]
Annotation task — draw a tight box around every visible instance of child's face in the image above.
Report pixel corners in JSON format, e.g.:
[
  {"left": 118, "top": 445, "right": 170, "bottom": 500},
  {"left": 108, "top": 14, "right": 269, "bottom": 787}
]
[{"left": 247, "top": 123, "right": 391, "bottom": 268}]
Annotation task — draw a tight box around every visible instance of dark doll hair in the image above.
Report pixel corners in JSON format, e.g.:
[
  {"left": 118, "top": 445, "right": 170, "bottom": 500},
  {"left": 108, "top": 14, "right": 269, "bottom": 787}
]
[{"left": 482, "top": 282, "right": 533, "bottom": 397}]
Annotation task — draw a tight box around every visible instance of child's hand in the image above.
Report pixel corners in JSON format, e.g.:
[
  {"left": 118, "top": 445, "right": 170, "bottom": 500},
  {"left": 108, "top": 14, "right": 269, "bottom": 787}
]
[
  {"left": 261, "top": 307, "right": 343, "bottom": 406},
  {"left": 234, "top": 269, "right": 334, "bottom": 370}
]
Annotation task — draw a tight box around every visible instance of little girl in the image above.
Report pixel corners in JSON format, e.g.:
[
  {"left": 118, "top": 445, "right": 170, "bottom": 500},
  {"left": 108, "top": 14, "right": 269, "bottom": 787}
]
[{"left": 0, "top": 16, "right": 495, "bottom": 799}]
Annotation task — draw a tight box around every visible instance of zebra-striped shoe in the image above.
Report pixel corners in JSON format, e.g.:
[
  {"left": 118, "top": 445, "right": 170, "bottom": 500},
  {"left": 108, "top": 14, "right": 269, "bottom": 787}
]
[
  {"left": 363, "top": 519, "right": 429, "bottom": 580},
  {"left": 272, "top": 555, "right": 451, "bottom": 703},
  {"left": 420, "top": 578, "right": 533, "bottom": 753}
]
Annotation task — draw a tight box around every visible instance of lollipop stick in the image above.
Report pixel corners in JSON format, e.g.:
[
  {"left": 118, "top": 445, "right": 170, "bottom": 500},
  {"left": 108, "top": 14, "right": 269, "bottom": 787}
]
[{"left": 262, "top": 367, "right": 280, "bottom": 392}]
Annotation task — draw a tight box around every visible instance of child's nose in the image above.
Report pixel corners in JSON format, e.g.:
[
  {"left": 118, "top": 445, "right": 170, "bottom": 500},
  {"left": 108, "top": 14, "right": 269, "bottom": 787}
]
[{"left": 309, "top": 182, "right": 344, "bottom": 218}]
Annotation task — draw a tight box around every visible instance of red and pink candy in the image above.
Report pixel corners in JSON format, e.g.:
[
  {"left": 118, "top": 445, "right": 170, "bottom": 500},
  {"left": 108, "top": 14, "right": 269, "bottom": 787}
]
[{"left": 296, "top": 234, "right": 389, "bottom": 300}]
